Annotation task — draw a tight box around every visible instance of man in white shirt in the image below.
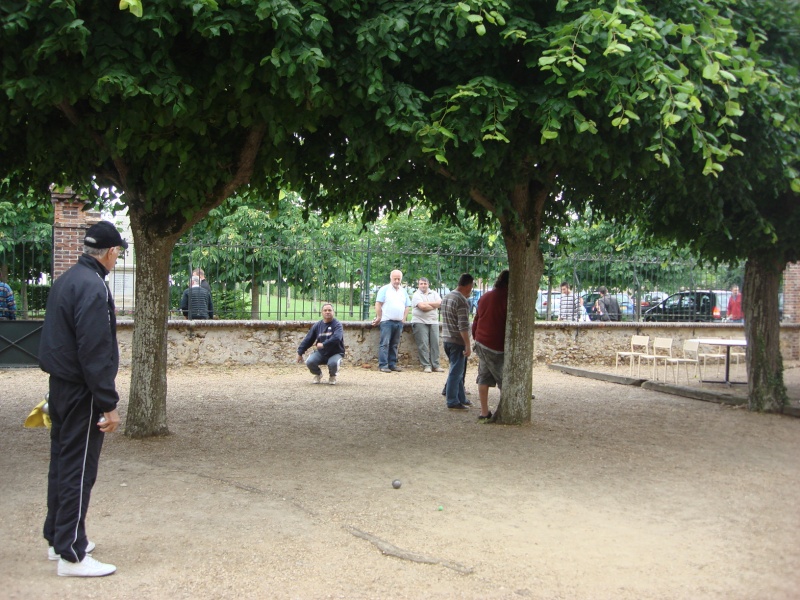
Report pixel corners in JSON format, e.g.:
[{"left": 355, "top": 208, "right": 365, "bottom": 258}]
[
  {"left": 372, "top": 269, "right": 411, "bottom": 372},
  {"left": 411, "top": 277, "right": 443, "bottom": 373}
]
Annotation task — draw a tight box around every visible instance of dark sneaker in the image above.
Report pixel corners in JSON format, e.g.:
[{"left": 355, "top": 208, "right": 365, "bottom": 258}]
[
  {"left": 447, "top": 404, "right": 468, "bottom": 410},
  {"left": 462, "top": 400, "right": 472, "bottom": 406},
  {"left": 390, "top": 366, "right": 403, "bottom": 372},
  {"left": 478, "top": 411, "right": 493, "bottom": 421}
]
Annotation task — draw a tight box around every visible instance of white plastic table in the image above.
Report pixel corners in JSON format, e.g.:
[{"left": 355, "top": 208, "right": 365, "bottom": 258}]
[{"left": 689, "top": 338, "right": 747, "bottom": 384}]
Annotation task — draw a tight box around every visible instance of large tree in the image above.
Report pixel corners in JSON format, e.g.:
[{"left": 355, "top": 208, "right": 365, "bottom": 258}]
[
  {"left": 0, "top": 0, "right": 338, "bottom": 436},
  {"left": 282, "top": 0, "right": 768, "bottom": 423},
  {"left": 628, "top": 0, "right": 800, "bottom": 411}
]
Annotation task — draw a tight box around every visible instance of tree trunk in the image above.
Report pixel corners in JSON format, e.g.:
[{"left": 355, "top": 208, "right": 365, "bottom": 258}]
[
  {"left": 743, "top": 252, "right": 788, "bottom": 412},
  {"left": 494, "top": 229, "right": 544, "bottom": 425},
  {"left": 251, "top": 281, "right": 260, "bottom": 320},
  {"left": 491, "top": 181, "right": 548, "bottom": 425},
  {"left": 124, "top": 215, "right": 180, "bottom": 438}
]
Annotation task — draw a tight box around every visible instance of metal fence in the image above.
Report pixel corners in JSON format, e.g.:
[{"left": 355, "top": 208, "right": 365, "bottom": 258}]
[
  {"left": 159, "top": 240, "right": 751, "bottom": 322},
  {"left": 168, "top": 239, "right": 509, "bottom": 321},
  {"left": 0, "top": 231, "right": 52, "bottom": 320},
  {"left": 2, "top": 233, "right": 759, "bottom": 322}
]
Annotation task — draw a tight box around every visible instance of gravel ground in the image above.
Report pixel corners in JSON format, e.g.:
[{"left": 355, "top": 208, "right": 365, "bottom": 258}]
[{"left": 1, "top": 361, "right": 799, "bottom": 600}]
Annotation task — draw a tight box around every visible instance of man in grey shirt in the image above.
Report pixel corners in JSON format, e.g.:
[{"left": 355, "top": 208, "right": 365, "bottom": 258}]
[
  {"left": 558, "top": 281, "right": 582, "bottom": 321},
  {"left": 411, "top": 277, "right": 443, "bottom": 373},
  {"left": 440, "top": 273, "right": 474, "bottom": 409}
]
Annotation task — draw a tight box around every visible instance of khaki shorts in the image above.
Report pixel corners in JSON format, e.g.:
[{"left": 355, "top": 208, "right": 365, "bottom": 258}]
[{"left": 474, "top": 342, "right": 504, "bottom": 389}]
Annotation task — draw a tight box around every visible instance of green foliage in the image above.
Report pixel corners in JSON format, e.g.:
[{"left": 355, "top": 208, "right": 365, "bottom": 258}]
[
  {"left": 0, "top": 185, "right": 53, "bottom": 283},
  {"left": 119, "top": 0, "right": 143, "bottom": 18},
  {"left": 544, "top": 209, "right": 744, "bottom": 294},
  {"left": 0, "top": 0, "right": 340, "bottom": 232},
  {"left": 625, "top": 0, "right": 800, "bottom": 266},
  {"left": 214, "top": 287, "right": 251, "bottom": 320},
  {"left": 173, "top": 191, "right": 507, "bottom": 294},
  {"left": 23, "top": 284, "right": 50, "bottom": 312}
]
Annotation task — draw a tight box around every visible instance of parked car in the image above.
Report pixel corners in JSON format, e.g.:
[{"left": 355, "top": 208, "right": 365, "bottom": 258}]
[
  {"left": 643, "top": 290, "right": 721, "bottom": 322},
  {"left": 640, "top": 291, "right": 669, "bottom": 310},
  {"left": 536, "top": 290, "right": 561, "bottom": 320},
  {"left": 582, "top": 292, "right": 634, "bottom": 320}
]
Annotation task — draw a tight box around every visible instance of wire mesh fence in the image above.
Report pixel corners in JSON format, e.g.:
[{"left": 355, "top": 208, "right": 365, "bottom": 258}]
[{"left": 2, "top": 232, "right": 762, "bottom": 322}]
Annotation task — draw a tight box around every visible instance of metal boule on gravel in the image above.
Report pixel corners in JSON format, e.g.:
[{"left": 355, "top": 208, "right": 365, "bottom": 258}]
[{"left": 392, "top": 479, "right": 401, "bottom": 489}]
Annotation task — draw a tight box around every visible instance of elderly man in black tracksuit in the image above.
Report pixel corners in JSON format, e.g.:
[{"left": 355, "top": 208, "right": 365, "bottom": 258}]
[{"left": 38, "top": 221, "right": 125, "bottom": 578}]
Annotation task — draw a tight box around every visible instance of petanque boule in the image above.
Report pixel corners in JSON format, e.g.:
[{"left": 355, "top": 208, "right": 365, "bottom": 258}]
[
  {"left": 392, "top": 479, "right": 401, "bottom": 489},
  {"left": 41, "top": 402, "right": 49, "bottom": 415}
]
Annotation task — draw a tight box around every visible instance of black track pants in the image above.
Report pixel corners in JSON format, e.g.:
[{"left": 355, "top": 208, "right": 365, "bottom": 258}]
[{"left": 43, "top": 376, "right": 104, "bottom": 563}]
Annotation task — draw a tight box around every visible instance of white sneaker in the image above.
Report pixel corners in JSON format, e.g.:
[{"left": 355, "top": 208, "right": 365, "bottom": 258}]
[
  {"left": 328, "top": 376, "right": 337, "bottom": 385},
  {"left": 423, "top": 367, "right": 432, "bottom": 373},
  {"left": 312, "top": 374, "right": 322, "bottom": 384},
  {"left": 49, "top": 540, "right": 95, "bottom": 561},
  {"left": 58, "top": 555, "right": 116, "bottom": 577}
]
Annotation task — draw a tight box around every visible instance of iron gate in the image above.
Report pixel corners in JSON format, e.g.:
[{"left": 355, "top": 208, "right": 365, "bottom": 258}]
[{"left": 0, "top": 321, "right": 43, "bottom": 368}]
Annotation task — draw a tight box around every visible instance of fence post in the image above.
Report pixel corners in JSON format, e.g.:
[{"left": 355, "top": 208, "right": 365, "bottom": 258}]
[{"left": 362, "top": 239, "right": 371, "bottom": 320}]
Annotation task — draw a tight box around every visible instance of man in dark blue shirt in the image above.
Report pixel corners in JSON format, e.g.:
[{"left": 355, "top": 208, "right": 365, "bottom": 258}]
[{"left": 297, "top": 303, "right": 345, "bottom": 385}]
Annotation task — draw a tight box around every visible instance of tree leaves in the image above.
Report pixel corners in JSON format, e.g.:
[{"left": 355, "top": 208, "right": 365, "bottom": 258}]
[{"left": 119, "top": 0, "right": 143, "bottom": 18}]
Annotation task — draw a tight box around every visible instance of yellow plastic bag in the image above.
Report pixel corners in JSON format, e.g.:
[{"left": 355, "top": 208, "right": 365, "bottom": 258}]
[{"left": 24, "top": 399, "right": 52, "bottom": 429}]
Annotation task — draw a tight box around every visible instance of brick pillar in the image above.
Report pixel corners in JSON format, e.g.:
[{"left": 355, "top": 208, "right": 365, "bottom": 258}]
[
  {"left": 784, "top": 262, "right": 800, "bottom": 325},
  {"left": 51, "top": 190, "right": 102, "bottom": 279}
]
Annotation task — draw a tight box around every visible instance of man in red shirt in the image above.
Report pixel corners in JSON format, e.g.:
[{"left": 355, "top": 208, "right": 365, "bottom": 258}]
[
  {"left": 727, "top": 284, "right": 743, "bottom": 322},
  {"left": 471, "top": 270, "right": 509, "bottom": 421}
]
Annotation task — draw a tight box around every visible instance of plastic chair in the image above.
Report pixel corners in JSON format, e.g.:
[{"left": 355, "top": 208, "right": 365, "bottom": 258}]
[
  {"left": 615, "top": 335, "right": 650, "bottom": 376},
  {"left": 698, "top": 345, "right": 725, "bottom": 377},
  {"left": 665, "top": 340, "right": 701, "bottom": 384},
  {"left": 730, "top": 348, "right": 746, "bottom": 371},
  {"left": 638, "top": 337, "right": 673, "bottom": 380}
]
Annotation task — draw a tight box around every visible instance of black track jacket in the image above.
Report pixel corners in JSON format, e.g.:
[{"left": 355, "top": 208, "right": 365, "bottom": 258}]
[{"left": 38, "top": 254, "right": 120, "bottom": 413}]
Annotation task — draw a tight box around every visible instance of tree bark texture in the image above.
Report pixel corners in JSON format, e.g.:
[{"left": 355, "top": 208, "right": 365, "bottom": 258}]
[
  {"left": 492, "top": 181, "right": 548, "bottom": 425},
  {"left": 124, "top": 214, "right": 180, "bottom": 437},
  {"left": 743, "top": 253, "right": 788, "bottom": 412}
]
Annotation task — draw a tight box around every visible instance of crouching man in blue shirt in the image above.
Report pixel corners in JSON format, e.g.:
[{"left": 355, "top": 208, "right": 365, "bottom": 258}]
[{"left": 297, "top": 303, "right": 345, "bottom": 385}]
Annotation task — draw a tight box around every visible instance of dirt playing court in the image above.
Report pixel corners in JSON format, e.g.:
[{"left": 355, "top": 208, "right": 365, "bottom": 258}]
[{"left": 1, "top": 363, "right": 799, "bottom": 599}]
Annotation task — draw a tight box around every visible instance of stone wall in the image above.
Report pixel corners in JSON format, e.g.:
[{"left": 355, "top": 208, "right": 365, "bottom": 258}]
[{"left": 115, "top": 320, "right": 800, "bottom": 368}]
